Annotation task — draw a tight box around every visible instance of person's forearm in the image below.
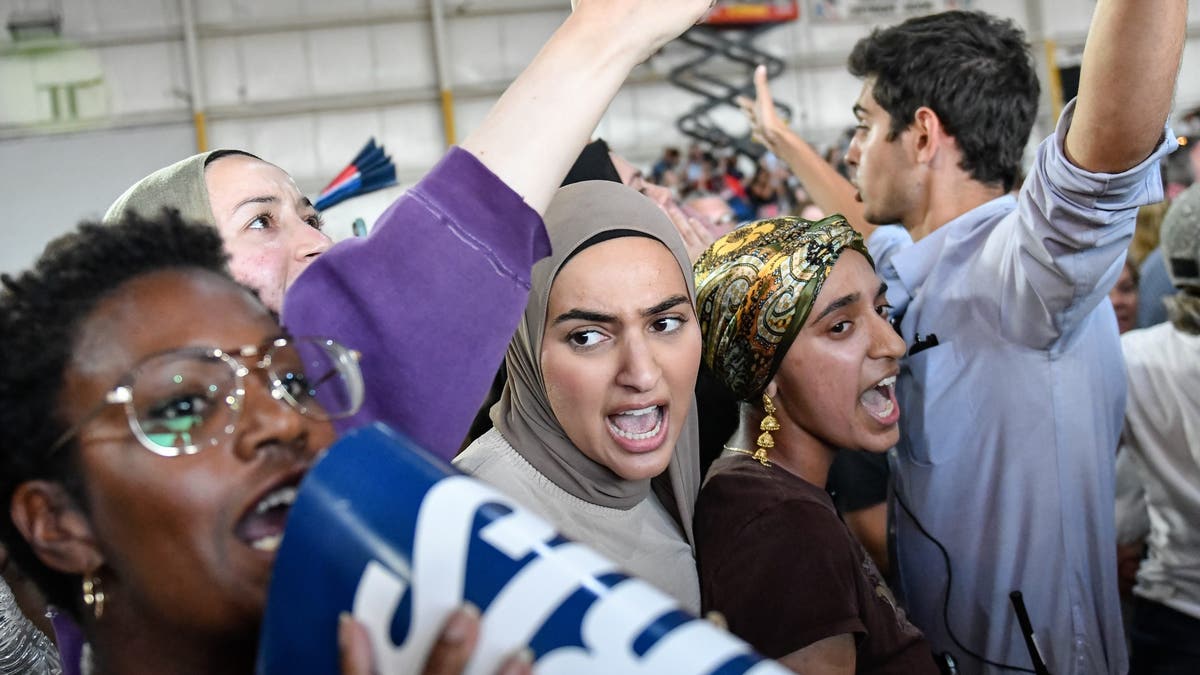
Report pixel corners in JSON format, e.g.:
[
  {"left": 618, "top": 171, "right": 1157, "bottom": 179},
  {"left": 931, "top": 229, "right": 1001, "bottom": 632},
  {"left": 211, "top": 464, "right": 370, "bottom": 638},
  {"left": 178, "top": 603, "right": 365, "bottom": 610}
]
[
  {"left": 1065, "top": 0, "right": 1186, "bottom": 173},
  {"left": 771, "top": 126, "right": 876, "bottom": 238},
  {"left": 777, "top": 633, "right": 856, "bottom": 675},
  {"left": 461, "top": 1, "right": 709, "bottom": 214},
  {"left": 842, "top": 502, "right": 888, "bottom": 577},
  {"left": 460, "top": 16, "right": 634, "bottom": 214}
]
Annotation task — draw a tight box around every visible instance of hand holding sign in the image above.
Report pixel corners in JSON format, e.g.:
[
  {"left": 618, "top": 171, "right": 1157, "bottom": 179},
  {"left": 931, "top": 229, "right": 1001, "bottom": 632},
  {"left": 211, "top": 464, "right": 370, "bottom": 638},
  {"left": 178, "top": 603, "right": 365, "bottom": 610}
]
[
  {"left": 259, "top": 424, "right": 789, "bottom": 675},
  {"left": 338, "top": 607, "right": 533, "bottom": 675}
]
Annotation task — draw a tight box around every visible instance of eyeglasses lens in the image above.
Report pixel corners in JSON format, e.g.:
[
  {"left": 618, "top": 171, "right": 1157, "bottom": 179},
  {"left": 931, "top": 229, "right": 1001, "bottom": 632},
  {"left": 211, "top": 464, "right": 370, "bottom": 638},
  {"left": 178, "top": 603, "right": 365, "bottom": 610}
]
[
  {"left": 269, "top": 339, "right": 362, "bottom": 421},
  {"left": 130, "top": 353, "right": 234, "bottom": 455},
  {"left": 127, "top": 339, "right": 362, "bottom": 456}
]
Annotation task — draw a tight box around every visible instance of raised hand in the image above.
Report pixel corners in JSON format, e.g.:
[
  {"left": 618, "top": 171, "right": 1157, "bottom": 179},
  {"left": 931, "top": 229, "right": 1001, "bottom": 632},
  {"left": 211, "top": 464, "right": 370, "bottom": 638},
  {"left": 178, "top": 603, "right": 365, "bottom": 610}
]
[
  {"left": 570, "top": 0, "right": 717, "bottom": 64},
  {"left": 738, "top": 64, "right": 789, "bottom": 155},
  {"left": 737, "top": 64, "right": 873, "bottom": 238},
  {"left": 462, "top": 0, "right": 715, "bottom": 214}
]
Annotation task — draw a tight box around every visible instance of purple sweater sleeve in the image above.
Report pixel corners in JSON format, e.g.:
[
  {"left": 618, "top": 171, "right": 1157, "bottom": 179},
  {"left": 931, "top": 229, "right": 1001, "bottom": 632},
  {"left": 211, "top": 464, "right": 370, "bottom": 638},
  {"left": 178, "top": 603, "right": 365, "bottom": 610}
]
[{"left": 281, "top": 147, "right": 550, "bottom": 459}]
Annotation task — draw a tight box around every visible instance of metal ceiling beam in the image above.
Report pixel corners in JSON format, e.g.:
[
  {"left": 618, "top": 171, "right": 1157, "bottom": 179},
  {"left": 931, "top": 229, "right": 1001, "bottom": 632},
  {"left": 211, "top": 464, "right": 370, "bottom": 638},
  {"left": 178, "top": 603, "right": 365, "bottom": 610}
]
[{"left": 0, "top": 1, "right": 569, "bottom": 54}]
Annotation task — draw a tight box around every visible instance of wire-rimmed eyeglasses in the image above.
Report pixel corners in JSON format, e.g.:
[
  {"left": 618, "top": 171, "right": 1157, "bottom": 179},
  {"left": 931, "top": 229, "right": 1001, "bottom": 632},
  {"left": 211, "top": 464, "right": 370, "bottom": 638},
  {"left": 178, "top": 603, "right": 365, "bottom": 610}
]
[{"left": 48, "top": 336, "right": 363, "bottom": 458}]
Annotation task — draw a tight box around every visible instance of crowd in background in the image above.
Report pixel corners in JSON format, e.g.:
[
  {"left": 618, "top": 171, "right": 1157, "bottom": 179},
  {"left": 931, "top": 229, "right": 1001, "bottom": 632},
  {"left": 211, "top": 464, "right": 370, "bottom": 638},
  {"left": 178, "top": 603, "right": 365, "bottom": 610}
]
[
  {"left": 639, "top": 139, "right": 844, "bottom": 223},
  {"left": 0, "top": 2, "right": 1197, "bottom": 675},
  {"left": 634, "top": 126, "right": 1199, "bottom": 306}
]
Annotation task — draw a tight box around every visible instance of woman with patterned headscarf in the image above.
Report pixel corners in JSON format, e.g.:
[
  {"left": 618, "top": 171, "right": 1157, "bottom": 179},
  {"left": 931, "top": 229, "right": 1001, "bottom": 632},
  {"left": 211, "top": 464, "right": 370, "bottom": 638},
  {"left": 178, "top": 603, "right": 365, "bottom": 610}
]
[
  {"left": 454, "top": 181, "right": 703, "bottom": 612},
  {"left": 692, "top": 216, "right": 938, "bottom": 673}
]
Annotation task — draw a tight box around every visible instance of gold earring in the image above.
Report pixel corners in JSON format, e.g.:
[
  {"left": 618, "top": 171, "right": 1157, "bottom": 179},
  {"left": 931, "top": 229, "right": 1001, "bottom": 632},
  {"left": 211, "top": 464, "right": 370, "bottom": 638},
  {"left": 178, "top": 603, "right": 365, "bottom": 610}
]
[
  {"left": 82, "top": 575, "right": 105, "bottom": 619},
  {"left": 753, "top": 392, "right": 779, "bottom": 466}
]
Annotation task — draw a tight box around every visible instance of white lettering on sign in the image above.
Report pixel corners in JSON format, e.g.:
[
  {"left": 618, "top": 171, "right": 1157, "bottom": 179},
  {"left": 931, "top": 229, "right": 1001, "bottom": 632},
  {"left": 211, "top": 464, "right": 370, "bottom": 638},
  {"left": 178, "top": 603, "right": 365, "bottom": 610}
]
[{"left": 351, "top": 476, "right": 787, "bottom": 675}]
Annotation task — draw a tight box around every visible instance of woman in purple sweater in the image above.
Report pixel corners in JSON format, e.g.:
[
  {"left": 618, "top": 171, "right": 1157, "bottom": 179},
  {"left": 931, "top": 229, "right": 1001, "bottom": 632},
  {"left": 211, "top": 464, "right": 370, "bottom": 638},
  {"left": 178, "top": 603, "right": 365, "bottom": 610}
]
[{"left": 103, "top": 0, "right": 713, "bottom": 461}]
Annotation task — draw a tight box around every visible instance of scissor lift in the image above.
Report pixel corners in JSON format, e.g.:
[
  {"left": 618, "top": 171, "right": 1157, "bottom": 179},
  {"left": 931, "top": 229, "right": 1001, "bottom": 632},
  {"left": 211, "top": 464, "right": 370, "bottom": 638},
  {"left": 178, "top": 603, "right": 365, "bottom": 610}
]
[{"left": 670, "top": 1, "right": 799, "bottom": 158}]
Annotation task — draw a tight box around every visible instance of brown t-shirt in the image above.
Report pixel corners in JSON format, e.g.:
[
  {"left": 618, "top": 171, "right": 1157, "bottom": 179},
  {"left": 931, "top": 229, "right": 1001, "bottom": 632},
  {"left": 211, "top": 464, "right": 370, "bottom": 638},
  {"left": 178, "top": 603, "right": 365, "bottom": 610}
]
[{"left": 696, "top": 454, "right": 938, "bottom": 674}]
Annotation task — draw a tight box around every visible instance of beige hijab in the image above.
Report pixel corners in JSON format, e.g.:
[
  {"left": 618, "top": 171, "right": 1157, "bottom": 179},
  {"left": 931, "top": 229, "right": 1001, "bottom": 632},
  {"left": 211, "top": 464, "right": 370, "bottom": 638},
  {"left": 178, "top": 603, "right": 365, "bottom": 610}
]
[
  {"left": 103, "top": 151, "right": 222, "bottom": 225},
  {"left": 491, "top": 181, "right": 701, "bottom": 545},
  {"left": 105, "top": 149, "right": 266, "bottom": 227}
]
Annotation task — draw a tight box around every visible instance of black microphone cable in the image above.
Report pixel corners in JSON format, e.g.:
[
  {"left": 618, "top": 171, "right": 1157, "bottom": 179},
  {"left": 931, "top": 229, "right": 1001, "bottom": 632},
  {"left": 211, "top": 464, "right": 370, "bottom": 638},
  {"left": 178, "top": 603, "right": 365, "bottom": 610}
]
[
  {"left": 893, "top": 488, "right": 1045, "bottom": 674},
  {"left": 887, "top": 315, "right": 1049, "bottom": 672}
]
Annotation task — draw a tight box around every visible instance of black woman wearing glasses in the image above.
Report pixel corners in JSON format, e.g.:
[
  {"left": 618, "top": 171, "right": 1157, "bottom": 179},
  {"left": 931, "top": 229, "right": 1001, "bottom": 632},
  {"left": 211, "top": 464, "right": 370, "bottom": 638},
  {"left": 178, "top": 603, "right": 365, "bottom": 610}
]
[{"left": 0, "top": 213, "right": 529, "bottom": 675}]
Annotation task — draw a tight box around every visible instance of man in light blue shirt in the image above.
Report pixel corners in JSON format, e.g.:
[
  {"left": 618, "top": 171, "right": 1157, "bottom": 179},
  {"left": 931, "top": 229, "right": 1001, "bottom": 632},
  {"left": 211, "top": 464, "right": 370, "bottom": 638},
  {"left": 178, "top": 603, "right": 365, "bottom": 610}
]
[
  {"left": 742, "top": 2, "right": 1184, "bottom": 673},
  {"left": 876, "top": 104, "right": 1174, "bottom": 675}
]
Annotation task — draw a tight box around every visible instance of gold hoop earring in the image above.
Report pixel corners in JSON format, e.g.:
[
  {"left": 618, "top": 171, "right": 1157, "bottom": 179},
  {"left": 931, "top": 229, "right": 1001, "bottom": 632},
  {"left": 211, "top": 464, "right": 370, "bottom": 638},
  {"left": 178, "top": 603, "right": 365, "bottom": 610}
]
[
  {"left": 82, "top": 575, "right": 105, "bottom": 619},
  {"left": 753, "top": 392, "right": 779, "bottom": 466}
]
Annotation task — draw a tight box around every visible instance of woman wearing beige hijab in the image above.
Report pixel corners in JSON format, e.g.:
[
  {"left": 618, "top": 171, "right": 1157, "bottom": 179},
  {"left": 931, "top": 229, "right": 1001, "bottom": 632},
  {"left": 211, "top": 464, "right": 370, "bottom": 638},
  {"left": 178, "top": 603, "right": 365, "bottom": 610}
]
[{"left": 454, "top": 181, "right": 703, "bottom": 612}]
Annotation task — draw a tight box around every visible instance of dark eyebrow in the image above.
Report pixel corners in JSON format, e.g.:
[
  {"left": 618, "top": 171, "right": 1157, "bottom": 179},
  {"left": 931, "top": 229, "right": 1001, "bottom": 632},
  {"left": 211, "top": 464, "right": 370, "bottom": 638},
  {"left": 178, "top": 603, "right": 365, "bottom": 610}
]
[
  {"left": 299, "top": 196, "right": 315, "bottom": 210},
  {"left": 813, "top": 291, "right": 860, "bottom": 323},
  {"left": 812, "top": 281, "right": 889, "bottom": 324},
  {"left": 553, "top": 295, "right": 690, "bottom": 326},
  {"left": 234, "top": 195, "right": 277, "bottom": 211},
  {"left": 642, "top": 295, "right": 689, "bottom": 317},
  {"left": 553, "top": 308, "right": 617, "bottom": 325}
]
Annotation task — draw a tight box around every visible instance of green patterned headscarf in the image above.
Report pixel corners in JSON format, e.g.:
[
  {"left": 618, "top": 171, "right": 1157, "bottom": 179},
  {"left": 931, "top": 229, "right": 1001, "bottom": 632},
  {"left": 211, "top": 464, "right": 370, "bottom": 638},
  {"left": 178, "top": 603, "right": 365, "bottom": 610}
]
[{"left": 693, "top": 215, "right": 871, "bottom": 400}]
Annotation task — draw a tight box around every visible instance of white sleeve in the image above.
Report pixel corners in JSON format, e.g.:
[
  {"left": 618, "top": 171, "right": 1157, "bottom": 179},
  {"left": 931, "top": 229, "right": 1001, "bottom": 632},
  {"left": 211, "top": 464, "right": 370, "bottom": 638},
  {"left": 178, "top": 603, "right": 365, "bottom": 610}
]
[{"left": 1114, "top": 446, "right": 1150, "bottom": 545}]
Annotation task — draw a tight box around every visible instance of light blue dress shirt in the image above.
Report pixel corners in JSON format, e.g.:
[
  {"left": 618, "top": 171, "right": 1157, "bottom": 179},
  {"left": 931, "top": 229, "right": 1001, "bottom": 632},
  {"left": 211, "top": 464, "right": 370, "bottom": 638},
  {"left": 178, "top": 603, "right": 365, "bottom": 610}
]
[{"left": 867, "top": 102, "right": 1175, "bottom": 675}]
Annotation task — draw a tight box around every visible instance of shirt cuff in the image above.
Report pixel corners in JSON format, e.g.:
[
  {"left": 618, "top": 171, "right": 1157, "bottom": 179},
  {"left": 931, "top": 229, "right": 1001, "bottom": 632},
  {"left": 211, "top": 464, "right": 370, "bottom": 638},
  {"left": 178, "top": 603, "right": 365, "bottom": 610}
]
[{"left": 1043, "top": 98, "right": 1179, "bottom": 211}]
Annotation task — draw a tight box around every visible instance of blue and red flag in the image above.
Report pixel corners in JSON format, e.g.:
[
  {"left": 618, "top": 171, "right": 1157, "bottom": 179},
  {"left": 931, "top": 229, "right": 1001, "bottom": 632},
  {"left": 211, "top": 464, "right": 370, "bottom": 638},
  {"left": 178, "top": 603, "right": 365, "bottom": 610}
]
[{"left": 314, "top": 138, "right": 398, "bottom": 211}]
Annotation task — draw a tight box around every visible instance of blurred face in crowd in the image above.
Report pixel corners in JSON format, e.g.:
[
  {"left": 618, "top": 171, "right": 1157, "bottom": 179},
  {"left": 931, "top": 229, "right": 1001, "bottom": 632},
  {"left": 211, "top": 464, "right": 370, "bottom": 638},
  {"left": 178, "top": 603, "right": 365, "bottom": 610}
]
[
  {"left": 769, "top": 251, "right": 906, "bottom": 459},
  {"left": 684, "top": 195, "right": 737, "bottom": 238},
  {"left": 611, "top": 151, "right": 679, "bottom": 213},
  {"left": 540, "top": 236, "right": 701, "bottom": 481},
  {"left": 1109, "top": 260, "right": 1139, "bottom": 334},
  {"left": 205, "top": 155, "right": 333, "bottom": 313},
  {"left": 611, "top": 151, "right": 732, "bottom": 240}
]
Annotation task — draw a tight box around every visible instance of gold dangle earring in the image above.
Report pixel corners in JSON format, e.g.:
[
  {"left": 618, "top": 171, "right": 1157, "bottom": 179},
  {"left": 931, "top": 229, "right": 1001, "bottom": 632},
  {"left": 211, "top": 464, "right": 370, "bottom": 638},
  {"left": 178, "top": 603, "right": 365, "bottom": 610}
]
[
  {"left": 82, "top": 575, "right": 105, "bottom": 619},
  {"left": 754, "top": 392, "right": 779, "bottom": 466}
]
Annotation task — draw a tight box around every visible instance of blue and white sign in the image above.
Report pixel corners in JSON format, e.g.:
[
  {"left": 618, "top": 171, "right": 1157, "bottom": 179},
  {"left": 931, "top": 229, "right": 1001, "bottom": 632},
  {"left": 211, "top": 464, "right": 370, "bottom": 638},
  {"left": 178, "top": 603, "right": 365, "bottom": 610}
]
[{"left": 257, "top": 424, "right": 786, "bottom": 675}]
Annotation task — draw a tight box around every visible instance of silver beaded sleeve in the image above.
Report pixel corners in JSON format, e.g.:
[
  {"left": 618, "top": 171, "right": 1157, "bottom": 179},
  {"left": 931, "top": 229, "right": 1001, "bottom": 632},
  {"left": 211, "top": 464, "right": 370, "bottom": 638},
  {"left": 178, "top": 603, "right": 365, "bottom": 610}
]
[{"left": 0, "top": 578, "right": 61, "bottom": 675}]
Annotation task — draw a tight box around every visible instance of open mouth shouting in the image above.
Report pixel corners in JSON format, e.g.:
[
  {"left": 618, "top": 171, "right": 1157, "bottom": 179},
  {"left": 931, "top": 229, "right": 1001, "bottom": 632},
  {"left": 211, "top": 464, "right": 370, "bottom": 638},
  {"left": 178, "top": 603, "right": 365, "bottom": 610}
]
[
  {"left": 605, "top": 404, "right": 669, "bottom": 453},
  {"left": 235, "top": 472, "right": 305, "bottom": 554},
  {"left": 860, "top": 374, "right": 900, "bottom": 425}
]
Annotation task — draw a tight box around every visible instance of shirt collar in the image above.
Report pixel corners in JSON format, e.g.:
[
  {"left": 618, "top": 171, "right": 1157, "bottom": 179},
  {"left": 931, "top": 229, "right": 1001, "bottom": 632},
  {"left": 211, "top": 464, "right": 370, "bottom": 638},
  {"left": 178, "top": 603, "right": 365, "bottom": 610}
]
[{"left": 891, "top": 194, "right": 1016, "bottom": 295}]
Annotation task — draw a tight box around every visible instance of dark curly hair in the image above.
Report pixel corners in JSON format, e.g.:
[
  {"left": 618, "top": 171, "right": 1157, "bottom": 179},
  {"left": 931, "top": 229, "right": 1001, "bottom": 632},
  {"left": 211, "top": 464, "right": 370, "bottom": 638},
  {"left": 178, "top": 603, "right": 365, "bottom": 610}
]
[
  {"left": 849, "top": 10, "right": 1039, "bottom": 192},
  {"left": 0, "top": 209, "right": 229, "bottom": 618}
]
